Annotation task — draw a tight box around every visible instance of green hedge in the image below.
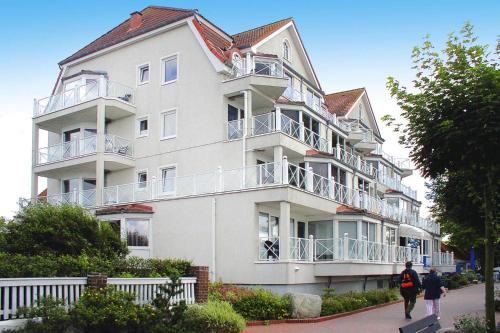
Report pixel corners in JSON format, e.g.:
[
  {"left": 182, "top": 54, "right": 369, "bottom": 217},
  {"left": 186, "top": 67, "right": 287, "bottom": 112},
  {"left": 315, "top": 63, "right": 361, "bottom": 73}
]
[
  {"left": 0, "top": 252, "right": 191, "bottom": 278},
  {"left": 321, "top": 288, "right": 399, "bottom": 316},
  {"left": 183, "top": 301, "right": 246, "bottom": 333},
  {"left": 208, "top": 283, "right": 292, "bottom": 321}
]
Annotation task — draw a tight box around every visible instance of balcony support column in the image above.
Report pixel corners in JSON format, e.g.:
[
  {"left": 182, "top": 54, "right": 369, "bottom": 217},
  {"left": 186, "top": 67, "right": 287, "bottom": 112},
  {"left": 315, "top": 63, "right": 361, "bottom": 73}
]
[
  {"left": 31, "top": 122, "right": 40, "bottom": 200},
  {"left": 95, "top": 103, "right": 106, "bottom": 206},
  {"left": 273, "top": 146, "right": 283, "bottom": 182},
  {"left": 279, "top": 201, "right": 291, "bottom": 261},
  {"left": 275, "top": 107, "right": 281, "bottom": 131}
]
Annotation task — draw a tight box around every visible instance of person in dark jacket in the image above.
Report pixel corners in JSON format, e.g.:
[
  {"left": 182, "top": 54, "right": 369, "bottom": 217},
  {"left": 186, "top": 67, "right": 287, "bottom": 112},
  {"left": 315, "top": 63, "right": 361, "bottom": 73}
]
[
  {"left": 399, "top": 261, "right": 422, "bottom": 319},
  {"left": 422, "top": 267, "right": 447, "bottom": 319}
]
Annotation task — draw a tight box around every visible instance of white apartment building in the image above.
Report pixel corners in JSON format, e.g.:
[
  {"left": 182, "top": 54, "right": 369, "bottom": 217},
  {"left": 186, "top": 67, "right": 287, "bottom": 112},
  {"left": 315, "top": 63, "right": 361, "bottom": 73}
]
[{"left": 30, "top": 6, "right": 454, "bottom": 294}]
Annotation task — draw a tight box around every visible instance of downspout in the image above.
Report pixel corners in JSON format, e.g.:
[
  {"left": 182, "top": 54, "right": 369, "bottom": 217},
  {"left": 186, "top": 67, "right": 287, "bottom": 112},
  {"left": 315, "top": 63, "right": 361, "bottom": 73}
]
[
  {"left": 242, "top": 90, "right": 248, "bottom": 175},
  {"left": 211, "top": 197, "right": 217, "bottom": 281}
]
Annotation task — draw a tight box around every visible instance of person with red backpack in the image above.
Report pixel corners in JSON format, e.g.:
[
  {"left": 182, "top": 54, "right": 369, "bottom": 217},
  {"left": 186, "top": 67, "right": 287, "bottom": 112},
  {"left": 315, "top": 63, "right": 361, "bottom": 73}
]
[{"left": 399, "top": 261, "right": 422, "bottom": 319}]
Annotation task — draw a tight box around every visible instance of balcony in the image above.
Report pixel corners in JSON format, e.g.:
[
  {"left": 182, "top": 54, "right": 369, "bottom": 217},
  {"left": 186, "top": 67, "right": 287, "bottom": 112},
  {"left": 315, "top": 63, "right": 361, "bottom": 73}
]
[
  {"left": 340, "top": 119, "right": 377, "bottom": 152},
  {"left": 34, "top": 134, "right": 134, "bottom": 177},
  {"left": 226, "top": 112, "right": 329, "bottom": 153},
  {"left": 37, "top": 189, "right": 96, "bottom": 208},
  {"left": 376, "top": 171, "right": 417, "bottom": 199},
  {"left": 33, "top": 80, "right": 136, "bottom": 132},
  {"left": 222, "top": 55, "right": 288, "bottom": 99},
  {"left": 29, "top": 159, "right": 438, "bottom": 234},
  {"left": 377, "top": 150, "right": 413, "bottom": 177}
]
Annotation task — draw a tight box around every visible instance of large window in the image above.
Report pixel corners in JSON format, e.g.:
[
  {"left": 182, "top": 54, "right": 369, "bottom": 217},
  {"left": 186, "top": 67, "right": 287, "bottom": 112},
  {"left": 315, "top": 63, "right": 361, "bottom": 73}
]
[
  {"left": 339, "top": 221, "right": 357, "bottom": 239},
  {"left": 162, "top": 55, "right": 178, "bottom": 84},
  {"left": 362, "top": 221, "right": 377, "bottom": 242},
  {"left": 126, "top": 219, "right": 149, "bottom": 247},
  {"left": 259, "top": 212, "right": 279, "bottom": 239},
  {"left": 385, "top": 227, "right": 396, "bottom": 245},
  {"left": 160, "top": 109, "right": 177, "bottom": 139},
  {"left": 160, "top": 166, "right": 176, "bottom": 194}
]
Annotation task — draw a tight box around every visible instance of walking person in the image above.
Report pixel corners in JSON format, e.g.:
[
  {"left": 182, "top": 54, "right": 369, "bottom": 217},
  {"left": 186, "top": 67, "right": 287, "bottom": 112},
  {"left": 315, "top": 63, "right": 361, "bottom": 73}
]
[
  {"left": 422, "top": 267, "right": 447, "bottom": 319},
  {"left": 399, "top": 261, "right": 422, "bottom": 319}
]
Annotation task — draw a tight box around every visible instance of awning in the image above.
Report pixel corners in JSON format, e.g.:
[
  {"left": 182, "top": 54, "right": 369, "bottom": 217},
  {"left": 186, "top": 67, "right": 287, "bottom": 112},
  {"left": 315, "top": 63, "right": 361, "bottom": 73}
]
[{"left": 398, "top": 224, "right": 432, "bottom": 239}]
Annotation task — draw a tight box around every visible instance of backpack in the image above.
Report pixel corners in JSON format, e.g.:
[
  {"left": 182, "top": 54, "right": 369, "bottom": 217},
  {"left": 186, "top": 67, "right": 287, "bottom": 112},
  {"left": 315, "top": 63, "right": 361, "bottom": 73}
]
[{"left": 401, "top": 270, "right": 414, "bottom": 288}]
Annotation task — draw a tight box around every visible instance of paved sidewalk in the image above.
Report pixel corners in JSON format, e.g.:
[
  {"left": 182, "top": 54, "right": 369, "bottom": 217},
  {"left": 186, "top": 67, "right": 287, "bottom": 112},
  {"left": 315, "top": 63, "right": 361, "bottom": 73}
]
[{"left": 245, "top": 284, "right": 495, "bottom": 333}]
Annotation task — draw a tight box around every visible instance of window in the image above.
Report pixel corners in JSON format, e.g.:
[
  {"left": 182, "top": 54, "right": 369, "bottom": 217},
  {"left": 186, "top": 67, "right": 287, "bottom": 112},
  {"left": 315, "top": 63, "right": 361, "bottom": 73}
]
[
  {"left": 259, "top": 212, "right": 279, "bottom": 239},
  {"left": 282, "top": 39, "right": 290, "bottom": 61},
  {"left": 160, "top": 166, "right": 176, "bottom": 194},
  {"left": 137, "top": 170, "right": 148, "bottom": 188},
  {"left": 136, "top": 116, "right": 149, "bottom": 138},
  {"left": 137, "top": 64, "right": 150, "bottom": 85},
  {"left": 339, "top": 221, "right": 357, "bottom": 239},
  {"left": 385, "top": 227, "right": 396, "bottom": 245},
  {"left": 162, "top": 55, "right": 178, "bottom": 84},
  {"left": 126, "top": 219, "right": 149, "bottom": 247},
  {"left": 362, "top": 221, "right": 377, "bottom": 242},
  {"left": 160, "top": 109, "right": 177, "bottom": 139}
]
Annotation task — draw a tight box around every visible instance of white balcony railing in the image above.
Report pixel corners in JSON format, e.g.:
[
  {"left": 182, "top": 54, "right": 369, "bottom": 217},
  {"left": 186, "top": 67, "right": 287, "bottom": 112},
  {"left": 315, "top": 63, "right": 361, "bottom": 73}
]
[
  {"left": 431, "top": 251, "right": 454, "bottom": 266},
  {"left": 230, "top": 56, "right": 284, "bottom": 78},
  {"left": 33, "top": 80, "right": 135, "bottom": 117},
  {"left": 259, "top": 237, "right": 280, "bottom": 261},
  {"left": 31, "top": 159, "right": 438, "bottom": 234},
  {"left": 38, "top": 189, "right": 96, "bottom": 208},
  {"left": 35, "top": 135, "right": 133, "bottom": 165},
  {"left": 340, "top": 119, "right": 375, "bottom": 143},
  {"left": 376, "top": 170, "right": 417, "bottom": 199}
]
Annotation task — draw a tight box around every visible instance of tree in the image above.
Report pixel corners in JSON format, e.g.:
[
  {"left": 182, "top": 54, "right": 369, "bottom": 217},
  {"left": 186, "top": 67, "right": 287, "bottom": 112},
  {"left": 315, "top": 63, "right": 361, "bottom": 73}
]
[
  {"left": 384, "top": 23, "right": 499, "bottom": 331},
  {"left": 1, "top": 204, "right": 128, "bottom": 258}
]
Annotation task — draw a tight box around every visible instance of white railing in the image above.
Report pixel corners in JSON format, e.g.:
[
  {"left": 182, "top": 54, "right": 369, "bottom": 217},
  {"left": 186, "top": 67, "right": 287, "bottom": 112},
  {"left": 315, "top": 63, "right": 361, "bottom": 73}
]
[
  {"left": 314, "top": 238, "right": 343, "bottom": 261},
  {"left": 259, "top": 237, "right": 280, "bottom": 261},
  {"left": 230, "top": 56, "right": 283, "bottom": 78},
  {"left": 376, "top": 170, "right": 417, "bottom": 199},
  {"left": 340, "top": 119, "right": 375, "bottom": 143},
  {"left": 37, "top": 189, "right": 96, "bottom": 208},
  {"left": 431, "top": 252, "right": 454, "bottom": 266},
  {"left": 252, "top": 113, "right": 274, "bottom": 136},
  {"left": 0, "top": 277, "right": 87, "bottom": 320},
  {"left": 108, "top": 277, "right": 196, "bottom": 306},
  {"left": 37, "top": 136, "right": 97, "bottom": 165},
  {"left": 375, "top": 148, "right": 412, "bottom": 170},
  {"left": 290, "top": 237, "right": 311, "bottom": 261},
  {"left": 31, "top": 158, "right": 437, "bottom": 234},
  {"left": 0, "top": 277, "right": 197, "bottom": 321},
  {"left": 104, "top": 135, "right": 133, "bottom": 157},
  {"left": 34, "top": 80, "right": 135, "bottom": 117},
  {"left": 332, "top": 145, "right": 376, "bottom": 177},
  {"left": 36, "top": 135, "right": 133, "bottom": 165},
  {"left": 227, "top": 119, "right": 244, "bottom": 140}
]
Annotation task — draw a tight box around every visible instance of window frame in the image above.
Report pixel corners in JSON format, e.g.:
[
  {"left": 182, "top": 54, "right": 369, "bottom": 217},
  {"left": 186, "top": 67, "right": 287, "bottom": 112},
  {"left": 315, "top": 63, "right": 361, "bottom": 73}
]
[
  {"left": 282, "top": 38, "right": 291, "bottom": 62},
  {"left": 136, "top": 62, "right": 150, "bottom": 86},
  {"left": 125, "top": 218, "right": 151, "bottom": 248},
  {"left": 136, "top": 115, "right": 149, "bottom": 138},
  {"left": 136, "top": 169, "right": 148, "bottom": 188},
  {"left": 160, "top": 108, "right": 177, "bottom": 140},
  {"left": 158, "top": 164, "right": 177, "bottom": 195},
  {"left": 160, "top": 53, "right": 179, "bottom": 85}
]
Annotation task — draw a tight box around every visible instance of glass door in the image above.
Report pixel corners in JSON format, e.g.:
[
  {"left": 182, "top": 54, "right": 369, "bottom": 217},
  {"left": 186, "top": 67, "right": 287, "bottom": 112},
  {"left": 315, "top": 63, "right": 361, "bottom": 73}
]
[
  {"left": 63, "top": 129, "right": 80, "bottom": 158},
  {"left": 82, "top": 179, "right": 96, "bottom": 206}
]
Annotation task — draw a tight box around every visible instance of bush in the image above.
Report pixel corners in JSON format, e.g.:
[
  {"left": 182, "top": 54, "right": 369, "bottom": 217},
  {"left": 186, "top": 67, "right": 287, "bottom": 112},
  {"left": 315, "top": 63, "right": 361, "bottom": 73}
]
[
  {"left": 453, "top": 314, "right": 489, "bottom": 333},
  {"left": 183, "top": 301, "right": 246, "bottom": 333},
  {"left": 0, "top": 253, "right": 191, "bottom": 278},
  {"left": 320, "top": 288, "right": 399, "bottom": 316},
  {"left": 321, "top": 298, "right": 345, "bottom": 316},
  {"left": 1, "top": 204, "right": 127, "bottom": 258},
  {"left": 209, "top": 284, "right": 292, "bottom": 321}
]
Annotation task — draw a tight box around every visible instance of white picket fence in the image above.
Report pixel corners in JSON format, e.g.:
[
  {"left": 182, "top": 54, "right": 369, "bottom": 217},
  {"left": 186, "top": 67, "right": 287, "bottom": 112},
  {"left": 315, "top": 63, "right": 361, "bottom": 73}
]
[{"left": 0, "top": 277, "right": 197, "bottom": 321}]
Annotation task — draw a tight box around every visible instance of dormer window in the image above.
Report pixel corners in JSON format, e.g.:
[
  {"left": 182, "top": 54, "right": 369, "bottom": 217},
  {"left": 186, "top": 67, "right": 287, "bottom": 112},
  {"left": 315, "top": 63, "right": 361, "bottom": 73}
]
[{"left": 282, "top": 39, "right": 291, "bottom": 61}]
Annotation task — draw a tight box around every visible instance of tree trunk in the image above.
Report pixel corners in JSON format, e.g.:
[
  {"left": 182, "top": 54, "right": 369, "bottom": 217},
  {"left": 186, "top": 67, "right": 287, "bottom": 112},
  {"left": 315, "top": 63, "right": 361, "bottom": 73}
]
[{"left": 484, "top": 183, "right": 496, "bottom": 333}]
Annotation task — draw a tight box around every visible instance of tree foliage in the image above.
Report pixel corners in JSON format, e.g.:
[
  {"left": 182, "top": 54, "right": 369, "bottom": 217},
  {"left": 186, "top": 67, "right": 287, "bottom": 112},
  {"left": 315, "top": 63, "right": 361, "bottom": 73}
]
[
  {"left": 384, "top": 23, "right": 499, "bottom": 332},
  {"left": 0, "top": 204, "right": 128, "bottom": 258}
]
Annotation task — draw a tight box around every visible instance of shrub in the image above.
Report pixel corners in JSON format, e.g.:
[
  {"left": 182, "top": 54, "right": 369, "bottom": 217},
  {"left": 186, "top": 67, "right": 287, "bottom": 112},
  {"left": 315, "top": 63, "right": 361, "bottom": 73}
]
[
  {"left": 1, "top": 204, "right": 128, "bottom": 258},
  {"left": 321, "top": 298, "right": 345, "bottom": 316},
  {"left": 232, "top": 289, "right": 292, "bottom": 321},
  {"left": 208, "top": 284, "right": 292, "bottom": 321},
  {"left": 183, "top": 301, "right": 246, "bottom": 333},
  {"left": 363, "top": 289, "right": 399, "bottom": 306},
  {"left": 453, "top": 314, "right": 489, "bottom": 333},
  {"left": 0, "top": 253, "right": 191, "bottom": 278}
]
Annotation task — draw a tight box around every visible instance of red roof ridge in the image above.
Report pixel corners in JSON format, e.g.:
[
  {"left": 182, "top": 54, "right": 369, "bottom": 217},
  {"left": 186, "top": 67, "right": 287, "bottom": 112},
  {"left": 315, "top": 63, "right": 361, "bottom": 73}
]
[
  {"left": 232, "top": 17, "right": 293, "bottom": 49},
  {"left": 324, "top": 87, "right": 366, "bottom": 117},
  {"left": 324, "top": 87, "right": 366, "bottom": 97},
  {"left": 146, "top": 5, "right": 196, "bottom": 12}
]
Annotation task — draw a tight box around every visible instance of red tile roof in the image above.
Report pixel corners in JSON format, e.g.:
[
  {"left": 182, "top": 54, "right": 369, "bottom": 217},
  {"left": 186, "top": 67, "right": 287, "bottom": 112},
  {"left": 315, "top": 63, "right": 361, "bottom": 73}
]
[
  {"left": 232, "top": 18, "right": 293, "bottom": 49},
  {"left": 192, "top": 18, "right": 232, "bottom": 63},
  {"left": 59, "top": 6, "right": 197, "bottom": 65},
  {"left": 325, "top": 88, "right": 365, "bottom": 116},
  {"left": 95, "top": 204, "right": 154, "bottom": 215}
]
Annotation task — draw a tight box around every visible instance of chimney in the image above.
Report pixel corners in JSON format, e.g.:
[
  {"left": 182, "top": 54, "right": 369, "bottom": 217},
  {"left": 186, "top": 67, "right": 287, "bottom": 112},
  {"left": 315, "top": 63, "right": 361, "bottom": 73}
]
[{"left": 129, "top": 11, "right": 143, "bottom": 30}]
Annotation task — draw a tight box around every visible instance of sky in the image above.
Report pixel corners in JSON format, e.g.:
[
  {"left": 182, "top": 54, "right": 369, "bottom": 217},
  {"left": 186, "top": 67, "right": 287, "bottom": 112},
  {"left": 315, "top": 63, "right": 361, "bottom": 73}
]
[{"left": 0, "top": 0, "right": 498, "bottom": 218}]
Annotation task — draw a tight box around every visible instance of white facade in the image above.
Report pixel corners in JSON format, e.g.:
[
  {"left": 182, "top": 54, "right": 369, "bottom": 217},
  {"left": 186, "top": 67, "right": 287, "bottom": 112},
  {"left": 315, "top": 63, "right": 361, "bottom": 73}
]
[{"left": 30, "top": 8, "right": 454, "bottom": 294}]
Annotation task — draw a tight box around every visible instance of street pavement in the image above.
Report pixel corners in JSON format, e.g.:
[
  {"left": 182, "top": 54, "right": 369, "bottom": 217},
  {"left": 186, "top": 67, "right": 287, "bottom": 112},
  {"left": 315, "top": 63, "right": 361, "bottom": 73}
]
[{"left": 245, "top": 283, "right": 497, "bottom": 333}]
